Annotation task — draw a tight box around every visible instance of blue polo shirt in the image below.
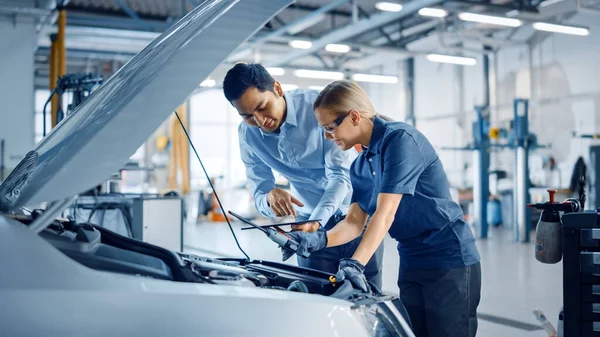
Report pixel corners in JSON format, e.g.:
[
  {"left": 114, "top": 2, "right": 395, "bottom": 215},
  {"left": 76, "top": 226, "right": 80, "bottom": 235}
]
[{"left": 350, "top": 116, "right": 480, "bottom": 271}]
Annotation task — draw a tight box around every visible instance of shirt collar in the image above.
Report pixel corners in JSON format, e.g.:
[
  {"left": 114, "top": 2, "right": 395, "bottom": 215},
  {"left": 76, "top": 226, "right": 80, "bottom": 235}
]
[
  {"left": 258, "top": 92, "right": 297, "bottom": 137},
  {"left": 366, "top": 115, "right": 386, "bottom": 156},
  {"left": 282, "top": 91, "right": 298, "bottom": 127}
]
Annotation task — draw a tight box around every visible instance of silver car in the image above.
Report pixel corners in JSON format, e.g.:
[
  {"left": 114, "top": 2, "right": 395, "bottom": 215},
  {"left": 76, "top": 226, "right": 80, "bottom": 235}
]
[{"left": 0, "top": 1, "right": 414, "bottom": 336}]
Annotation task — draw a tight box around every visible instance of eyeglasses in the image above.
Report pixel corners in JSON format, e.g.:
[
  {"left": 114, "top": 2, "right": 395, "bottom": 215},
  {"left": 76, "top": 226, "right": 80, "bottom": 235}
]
[{"left": 321, "top": 112, "right": 350, "bottom": 134}]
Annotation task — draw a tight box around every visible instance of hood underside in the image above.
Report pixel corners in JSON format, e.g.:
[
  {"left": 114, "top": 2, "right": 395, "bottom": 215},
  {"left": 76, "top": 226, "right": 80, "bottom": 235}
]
[{"left": 0, "top": 0, "right": 292, "bottom": 211}]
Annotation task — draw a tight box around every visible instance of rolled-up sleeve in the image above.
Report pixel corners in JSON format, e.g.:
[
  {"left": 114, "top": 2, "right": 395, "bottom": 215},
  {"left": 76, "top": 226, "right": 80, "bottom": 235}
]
[
  {"left": 238, "top": 126, "right": 276, "bottom": 218},
  {"left": 380, "top": 131, "right": 425, "bottom": 196},
  {"left": 309, "top": 135, "right": 354, "bottom": 225}
]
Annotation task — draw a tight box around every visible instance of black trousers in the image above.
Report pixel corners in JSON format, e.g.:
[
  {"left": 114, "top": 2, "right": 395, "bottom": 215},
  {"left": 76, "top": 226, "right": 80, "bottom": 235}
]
[
  {"left": 296, "top": 213, "right": 384, "bottom": 290},
  {"left": 398, "top": 262, "right": 482, "bottom": 337}
]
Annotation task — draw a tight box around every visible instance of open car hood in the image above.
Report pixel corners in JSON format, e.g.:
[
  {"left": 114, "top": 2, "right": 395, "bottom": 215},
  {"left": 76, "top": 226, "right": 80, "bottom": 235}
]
[{"left": 0, "top": 0, "right": 292, "bottom": 211}]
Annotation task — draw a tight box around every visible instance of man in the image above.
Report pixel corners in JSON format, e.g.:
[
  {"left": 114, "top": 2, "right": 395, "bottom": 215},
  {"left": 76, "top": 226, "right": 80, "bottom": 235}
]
[{"left": 222, "top": 63, "right": 383, "bottom": 288}]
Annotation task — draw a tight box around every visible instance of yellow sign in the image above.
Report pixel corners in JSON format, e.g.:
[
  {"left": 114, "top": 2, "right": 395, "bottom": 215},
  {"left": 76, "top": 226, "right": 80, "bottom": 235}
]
[
  {"left": 489, "top": 127, "right": 500, "bottom": 139},
  {"left": 155, "top": 135, "right": 169, "bottom": 150}
]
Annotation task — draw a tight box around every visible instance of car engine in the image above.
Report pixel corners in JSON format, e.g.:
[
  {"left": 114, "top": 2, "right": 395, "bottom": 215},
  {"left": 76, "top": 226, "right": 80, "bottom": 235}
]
[
  {"left": 4, "top": 212, "right": 414, "bottom": 337},
  {"left": 11, "top": 213, "right": 339, "bottom": 296}
]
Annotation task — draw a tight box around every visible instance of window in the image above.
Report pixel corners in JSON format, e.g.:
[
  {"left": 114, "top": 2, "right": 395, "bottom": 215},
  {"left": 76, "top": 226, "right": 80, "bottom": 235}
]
[
  {"left": 33, "top": 89, "right": 70, "bottom": 143},
  {"left": 189, "top": 89, "right": 247, "bottom": 189}
]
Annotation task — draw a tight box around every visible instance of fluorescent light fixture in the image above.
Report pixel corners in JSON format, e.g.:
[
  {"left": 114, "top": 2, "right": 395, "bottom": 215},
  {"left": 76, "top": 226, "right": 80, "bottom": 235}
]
[
  {"left": 266, "top": 67, "right": 285, "bottom": 76},
  {"left": 352, "top": 73, "right": 399, "bottom": 84},
  {"left": 309, "top": 85, "right": 326, "bottom": 91},
  {"left": 200, "top": 79, "right": 216, "bottom": 87},
  {"left": 289, "top": 40, "right": 313, "bottom": 49},
  {"left": 375, "top": 2, "right": 403, "bottom": 12},
  {"left": 533, "top": 22, "right": 589, "bottom": 36},
  {"left": 458, "top": 12, "right": 522, "bottom": 27},
  {"left": 426, "top": 54, "right": 477, "bottom": 66},
  {"left": 294, "top": 69, "right": 344, "bottom": 80},
  {"left": 325, "top": 43, "right": 351, "bottom": 53},
  {"left": 281, "top": 84, "right": 298, "bottom": 91},
  {"left": 418, "top": 7, "right": 448, "bottom": 18}
]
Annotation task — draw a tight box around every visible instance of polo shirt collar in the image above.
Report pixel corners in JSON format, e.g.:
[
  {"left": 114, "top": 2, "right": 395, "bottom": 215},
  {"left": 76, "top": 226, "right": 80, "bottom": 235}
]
[{"left": 365, "top": 115, "right": 386, "bottom": 156}]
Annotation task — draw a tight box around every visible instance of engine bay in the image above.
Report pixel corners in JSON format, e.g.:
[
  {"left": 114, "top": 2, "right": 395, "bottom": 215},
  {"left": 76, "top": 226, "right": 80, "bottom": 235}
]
[
  {"left": 180, "top": 254, "right": 339, "bottom": 294},
  {"left": 1, "top": 211, "right": 414, "bottom": 337},
  {"left": 10, "top": 213, "right": 341, "bottom": 296}
]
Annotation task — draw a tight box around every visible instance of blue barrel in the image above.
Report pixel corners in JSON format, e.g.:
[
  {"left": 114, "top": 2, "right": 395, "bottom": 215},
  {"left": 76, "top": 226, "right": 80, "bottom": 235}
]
[{"left": 487, "top": 198, "right": 503, "bottom": 227}]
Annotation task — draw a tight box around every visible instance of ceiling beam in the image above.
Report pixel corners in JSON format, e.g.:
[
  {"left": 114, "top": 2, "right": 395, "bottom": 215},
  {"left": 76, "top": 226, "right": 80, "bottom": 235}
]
[
  {"left": 355, "top": 5, "right": 396, "bottom": 45},
  {"left": 393, "top": 27, "right": 438, "bottom": 48},
  {"left": 371, "top": 19, "right": 440, "bottom": 46},
  {"left": 66, "top": 12, "right": 171, "bottom": 31},
  {"left": 265, "top": 0, "right": 442, "bottom": 67},
  {"left": 287, "top": 3, "right": 353, "bottom": 17},
  {"left": 114, "top": 0, "right": 141, "bottom": 21},
  {"left": 228, "top": 0, "right": 350, "bottom": 61},
  {"left": 452, "top": 0, "right": 540, "bottom": 12}
]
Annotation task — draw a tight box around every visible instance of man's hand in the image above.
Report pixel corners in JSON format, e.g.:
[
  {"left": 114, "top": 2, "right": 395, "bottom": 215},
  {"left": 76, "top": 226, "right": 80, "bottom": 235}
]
[
  {"left": 267, "top": 188, "right": 304, "bottom": 217},
  {"left": 336, "top": 258, "right": 370, "bottom": 293},
  {"left": 291, "top": 221, "right": 320, "bottom": 232},
  {"left": 280, "top": 229, "right": 328, "bottom": 261}
]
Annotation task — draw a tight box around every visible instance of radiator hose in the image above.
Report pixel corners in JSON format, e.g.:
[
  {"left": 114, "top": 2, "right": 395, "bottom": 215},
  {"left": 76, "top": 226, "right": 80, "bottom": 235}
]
[{"left": 287, "top": 280, "right": 309, "bottom": 293}]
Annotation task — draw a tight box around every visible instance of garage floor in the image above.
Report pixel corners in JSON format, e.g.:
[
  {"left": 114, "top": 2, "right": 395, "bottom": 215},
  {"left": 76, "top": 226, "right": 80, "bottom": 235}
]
[{"left": 184, "top": 221, "right": 562, "bottom": 337}]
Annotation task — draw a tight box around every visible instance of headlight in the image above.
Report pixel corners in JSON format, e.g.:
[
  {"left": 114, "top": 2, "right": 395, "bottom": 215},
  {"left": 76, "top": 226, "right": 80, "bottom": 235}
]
[{"left": 352, "top": 299, "right": 415, "bottom": 337}]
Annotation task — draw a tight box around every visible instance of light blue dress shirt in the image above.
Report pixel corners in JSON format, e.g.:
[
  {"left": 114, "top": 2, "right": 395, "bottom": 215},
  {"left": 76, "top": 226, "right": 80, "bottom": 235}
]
[{"left": 238, "top": 89, "right": 357, "bottom": 226}]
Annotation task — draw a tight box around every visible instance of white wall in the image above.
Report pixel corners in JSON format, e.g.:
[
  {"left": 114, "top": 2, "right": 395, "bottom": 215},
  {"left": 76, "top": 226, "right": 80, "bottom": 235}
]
[
  {"left": 414, "top": 55, "right": 486, "bottom": 188},
  {"left": 363, "top": 53, "right": 485, "bottom": 188},
  {"left": 361, "top": 11, "right": 600, "bottom": 194},
  {"left": 189, "top": 89, "right": 246, "bottom": 190},
  {"left": 360, "top": 59, "right": 406, "bottom": 121},
  {"left": 0, "top": 16, "right": 36, "bottom": 178},
  {"left": 496, "top": 11, "right": 600, "bottom": 193}
]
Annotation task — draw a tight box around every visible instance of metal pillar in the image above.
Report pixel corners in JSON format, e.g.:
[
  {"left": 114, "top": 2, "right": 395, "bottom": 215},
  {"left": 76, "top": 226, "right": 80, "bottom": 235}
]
[
  {"left": 483, "top": 49, "right": 491, "bottom": 107},
  {"left": 55, "top": 4, "right": 67, "bottom": 127},
  {"left": 475, "top": 48, "right": 492, "bottom": 239},
  {"left": 48, "top": 33, "right": 58, "bottom": 133},
  {"left": 48, "top": 2, "right": 68, "bottom": 131},
  {"left": 57, "top": 7, "right": 66, "bottom": 78},
  {"left": 473, "top": 106, "right": 490, "bottom": 239},
  {"left": 405, "top": 57, "right": 415, "bottom": 127},
  {"left": 513, "top": 99, "right": 530, "bottom": 243}
]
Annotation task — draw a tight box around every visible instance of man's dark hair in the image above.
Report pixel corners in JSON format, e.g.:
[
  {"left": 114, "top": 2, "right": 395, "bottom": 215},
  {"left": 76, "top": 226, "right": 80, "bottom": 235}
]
[{"left": 223, "top": 63, "right": 276, "bottom": 103}]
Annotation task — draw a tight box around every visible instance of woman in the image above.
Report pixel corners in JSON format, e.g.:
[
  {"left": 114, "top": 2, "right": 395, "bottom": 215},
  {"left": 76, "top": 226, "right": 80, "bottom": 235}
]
[{"left": 285, "top": 80, "right": 481, "bottom": 337}]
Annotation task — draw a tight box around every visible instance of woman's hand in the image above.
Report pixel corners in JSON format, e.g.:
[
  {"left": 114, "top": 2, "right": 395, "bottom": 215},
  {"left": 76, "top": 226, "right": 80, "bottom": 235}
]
[
  {"left": 336, "top": 258, "right": 370, "bottom": 293},
  {"left": 280, "top": 229, "right": 328, "bottom": 261}
]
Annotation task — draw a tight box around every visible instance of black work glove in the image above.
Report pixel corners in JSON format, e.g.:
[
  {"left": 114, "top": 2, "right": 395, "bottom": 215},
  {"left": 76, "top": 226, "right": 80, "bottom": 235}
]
[
  {"left": 336, "top": 258, "right": 370, "bottom": 293},
  {"left": 281, "top": 229, "right": 328, "bottom": 261}
]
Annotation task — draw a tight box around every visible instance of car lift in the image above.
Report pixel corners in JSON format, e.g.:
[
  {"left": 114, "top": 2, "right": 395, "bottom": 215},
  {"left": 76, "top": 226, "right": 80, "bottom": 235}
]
[{"left": 441, "top": 99, "right": 547, "bottom": 242}]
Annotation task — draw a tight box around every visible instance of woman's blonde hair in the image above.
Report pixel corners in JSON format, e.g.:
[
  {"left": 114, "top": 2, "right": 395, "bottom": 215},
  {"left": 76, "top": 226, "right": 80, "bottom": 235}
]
[{"left": 313, "top": 80, "right": 377, "bottom": 119}]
